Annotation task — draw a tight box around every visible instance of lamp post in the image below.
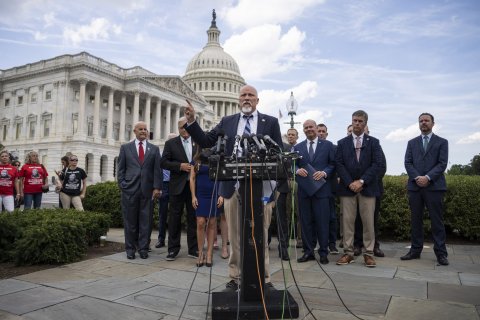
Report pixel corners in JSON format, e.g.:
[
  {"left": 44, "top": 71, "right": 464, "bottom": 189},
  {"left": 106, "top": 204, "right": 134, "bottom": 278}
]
[{"left": 285, "top": 91, "right": 300, "bottom": 129}]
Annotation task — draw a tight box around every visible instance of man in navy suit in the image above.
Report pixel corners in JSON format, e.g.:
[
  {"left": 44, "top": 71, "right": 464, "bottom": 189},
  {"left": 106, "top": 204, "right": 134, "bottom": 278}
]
[
  {"left": 335, "top": 110, "right": 384, "bottom": 267},
  {"left": 117, "top": 121, "right": 162, "bottom": 260},
  {"left": 401, "top": 113, "right": 449, "bottom": 266},
  {"left": 161, "top": 118, "right": 198, "bottom": 261},
  {"left": 294, "top": 120, "right": 335, "bottom": 264},
  {"left": 184, "top": 84, "right": 283, "bottom": 290}
]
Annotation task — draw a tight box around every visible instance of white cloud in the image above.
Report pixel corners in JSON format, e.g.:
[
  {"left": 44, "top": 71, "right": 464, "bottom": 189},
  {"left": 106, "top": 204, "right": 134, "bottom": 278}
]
[
  {"left": 224, "top": 24, "right": 305, "bottom": 79},
  {"left": 34, "top": 31, "right": 47, "bottom": 41},
  {"left": 43, "top": 12, "right": 56, "bottom": 28},
  {"left": 63, "top": 18, "right": 122, "bottom": 46},
  {"left": 223, "top": 0, "right": 325, "bottom": 29},
  {"left": 457, "top": 132, "right": 480, "bottom": 144},
  {"left": 385, "top": 123, "right": 419, "bottom": 142}
]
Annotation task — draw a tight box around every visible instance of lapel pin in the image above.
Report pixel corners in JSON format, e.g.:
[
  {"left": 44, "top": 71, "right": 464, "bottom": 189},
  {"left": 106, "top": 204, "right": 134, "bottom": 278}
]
[{"left": 261, "top": 118, "right": 265, "bottom": 122}]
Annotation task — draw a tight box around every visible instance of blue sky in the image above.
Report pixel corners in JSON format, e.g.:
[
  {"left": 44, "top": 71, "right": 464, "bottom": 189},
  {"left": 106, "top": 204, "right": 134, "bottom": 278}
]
[{"left": 1, "top": 0, "right": 479, "bottom": 174}]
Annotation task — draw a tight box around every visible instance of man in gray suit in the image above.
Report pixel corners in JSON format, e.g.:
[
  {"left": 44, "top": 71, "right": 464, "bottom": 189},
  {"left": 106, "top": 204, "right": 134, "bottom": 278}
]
[{"left": 117, "top": 121, "right": 162, "bottom": 260}]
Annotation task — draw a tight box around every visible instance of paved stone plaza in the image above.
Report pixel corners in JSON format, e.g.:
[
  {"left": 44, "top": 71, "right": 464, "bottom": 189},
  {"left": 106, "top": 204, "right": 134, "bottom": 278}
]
[{"left": 0, "top": 228, "right": 479, "bottom": 320}]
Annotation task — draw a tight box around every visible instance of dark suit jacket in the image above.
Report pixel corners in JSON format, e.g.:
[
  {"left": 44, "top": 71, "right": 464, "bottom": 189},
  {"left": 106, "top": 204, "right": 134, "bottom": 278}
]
[
  {"left": 294, "top": 139, "right": 335, "bottom": 198},
  {"left": 160, "top": 136, "right": 197, "bottom": 196},
  {"left": 277, "top": 142, "right": 294, "bottom": 194},
  {"left": 186, "top": 112, "right": 283, "bottom": 198},
  {"left": 404, "top": 134, "right": 448, "bottom": 192},
  {"left": 336, "top": 134, "right": 383, "bottom": 197},
  {"left": 117, "top": 140, "right": 162, "bottom": 197}
]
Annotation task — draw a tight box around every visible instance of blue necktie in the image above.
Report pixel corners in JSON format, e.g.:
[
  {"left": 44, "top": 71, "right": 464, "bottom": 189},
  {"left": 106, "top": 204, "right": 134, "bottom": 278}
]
[
  {"left": 243, "top": 114, "right": 252, "bottom": 135},
  {"left": 309, "top": 141, "right": 314, "bottom": 161}
]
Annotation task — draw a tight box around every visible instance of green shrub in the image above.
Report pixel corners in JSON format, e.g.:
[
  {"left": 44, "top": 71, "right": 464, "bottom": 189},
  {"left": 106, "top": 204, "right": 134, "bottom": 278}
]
[
  {"left": 83, "top": 181, "right": 161, "bottom": 229},
  {"left": 0, "top": 209, "right": 110, "bottom": 265},
  {"left": 84, "top": 181, "right": 123, "bottom": 227},
  {"left": 380, "top": 175, "right": 480, "bottom": 240}
]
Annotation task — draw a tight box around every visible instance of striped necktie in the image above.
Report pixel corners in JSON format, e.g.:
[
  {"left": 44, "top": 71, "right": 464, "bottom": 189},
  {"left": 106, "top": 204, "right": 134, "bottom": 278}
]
[{"left": 243, "top": 114, "right": 253, "bottom": 135}]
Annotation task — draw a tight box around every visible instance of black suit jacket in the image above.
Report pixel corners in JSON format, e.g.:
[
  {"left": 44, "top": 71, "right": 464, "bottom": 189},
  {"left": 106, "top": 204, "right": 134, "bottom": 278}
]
[
  {"left": 117, "top": 140, "right": 162, "bottom": 197},
  {"left": 160, "top": 136, "right": 197, "bottom": 196},
  {"left": 336, "top": 134, "right": 384, "bottom": 197},
  {"left": 404, "top": 134, "right": 448, "bottom": 192},
  {"left": 186, "top": 112, "right": 283, "bottom": 198}
]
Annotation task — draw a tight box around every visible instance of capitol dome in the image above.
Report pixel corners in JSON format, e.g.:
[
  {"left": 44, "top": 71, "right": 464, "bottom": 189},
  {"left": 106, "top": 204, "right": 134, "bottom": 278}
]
[{"left": 183, "top": 10, "right": 245, "bottom": 124}]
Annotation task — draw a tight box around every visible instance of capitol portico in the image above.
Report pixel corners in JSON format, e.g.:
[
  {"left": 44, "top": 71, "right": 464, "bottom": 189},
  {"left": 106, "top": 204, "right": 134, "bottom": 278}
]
[{"left": 0, "top": 10, "right": 245, "bottom": 184}]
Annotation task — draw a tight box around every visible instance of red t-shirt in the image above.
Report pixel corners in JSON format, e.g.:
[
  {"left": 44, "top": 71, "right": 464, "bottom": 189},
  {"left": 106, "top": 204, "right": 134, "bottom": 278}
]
[
  {"left": 19, "top": 164, "right": 48, "bottom": 194},
  {"left": 0, "top": 164, "right": 18, "bottom": 196}
]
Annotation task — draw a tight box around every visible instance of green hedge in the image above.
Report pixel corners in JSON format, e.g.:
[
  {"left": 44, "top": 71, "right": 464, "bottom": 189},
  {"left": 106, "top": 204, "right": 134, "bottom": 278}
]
[
  {"left": 83, "top": 176, "right": 480, "bottom": 241},
  {"left": 0, "top": 209, "right": 110, "bottom": 265},
  {"left": 380, "top": 175, "right": 480, "bottom": 240},
  {"left": 83, "top": 181, "right": 160, "bottom": 228}
]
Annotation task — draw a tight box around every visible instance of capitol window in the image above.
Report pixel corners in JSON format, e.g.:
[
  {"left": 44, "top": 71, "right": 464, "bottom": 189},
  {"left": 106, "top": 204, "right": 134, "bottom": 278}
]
[
  {"left": 29, "top": 122, "right": 35, "bottom": 138},
  {"left": 18, "top": 96, "right": 23, "bottom": 105},
  {"left": 16, "top": 123, "right": 22, "bottom": 139},
  {"left": 2, "top": 125, "right": 7, "bottom": 141},
  {"left": 31, "top": 93, "right": 37, "bottom": 103},
  {"left": 74, "top": 91, "right": 80, "bottom": 100},
  {"left": 5, "top": 98, "right": 10, "bottom": 107},
  {"left": 45, "top": 91, "right": 52, "bottom": 100},
  {"left": 43, "top": 119, "right": 51, "bottom": 137}
]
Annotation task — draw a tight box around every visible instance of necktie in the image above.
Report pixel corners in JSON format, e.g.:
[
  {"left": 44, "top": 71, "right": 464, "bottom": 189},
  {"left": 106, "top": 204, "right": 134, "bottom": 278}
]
[
  {"left": 243, "top": 114, "right": 252, "bottom": 135},
  {"left": 309, "top": 141, "right": 314, "bottom": 161},
  {"left": 423, "top": 135, "right": 429, "bottom": 152},
  {"left": 183, "top": 139, "right": 191, "bottom": 162},
  {"left": 138, "top": 141, "right": 144, "bottom": 164},
  {"left": 355, "top": 136, "right": 361, "bottom": 161}
]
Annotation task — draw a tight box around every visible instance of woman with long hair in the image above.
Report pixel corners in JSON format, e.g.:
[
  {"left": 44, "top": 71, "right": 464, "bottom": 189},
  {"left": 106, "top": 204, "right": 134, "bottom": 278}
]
[
  {"left": 0, "top": 150, "right": 20, "bottom": 212},
  {"left": 190, "top": 147, "right": 223, "bottom": 267},
  {"left": 18, "top": 151, "right": 49, "bottom": 209}
]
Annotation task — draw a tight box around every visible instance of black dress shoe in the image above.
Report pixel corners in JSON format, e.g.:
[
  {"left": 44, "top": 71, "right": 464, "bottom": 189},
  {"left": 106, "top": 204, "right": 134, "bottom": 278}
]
[
  {"left": 127, "top": 253, "right": 135, "bottom": 260},
  {"left": 400, "top": 252, "right": 421, "bottom": 260},
  {"left": 297, "top": 254, "right": 315, "bottom": 263},
  {"left": 373, "top": 247, "right": 385, "bottom": 257},
  {"left": 224, "top": 279, "right": 239, "bottom": 291},
  {"left": 139, "top": 252, "right": 148, "bottom": 259},
  {"left": 320, "top": 256, "right": 329, "bottom": 264},
  {"left": 437, "top": 255, "right": 449, "bottom": 266},
  {"left": 155, "top": 241, "right": 165, "bottom": 248}
]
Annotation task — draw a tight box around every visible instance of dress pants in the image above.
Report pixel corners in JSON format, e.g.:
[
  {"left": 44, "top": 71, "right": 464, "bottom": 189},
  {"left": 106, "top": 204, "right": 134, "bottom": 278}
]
[
  {"left": 167, "top": 185, "right": 197, "bottom": 254},
  {"left": 225, "top": 191, "right": 272, "bottom": 283},
  {"left": 121, "top": 189, "right": 153, "bottom": 255},
  {"left": 354, "top": 196, "right": 382, "bottom": 249},
  {"left": 157, "top": 182, "right": 169, "bottom": 242},
  {"left": 299, "top": 196, "right": 330, "bottom": 257},
  {"left": 408, "top": 189, "right": 447, "bottom": 257},
  {"left": 341, "top": 194, "right": 376, "bottom": 256}
]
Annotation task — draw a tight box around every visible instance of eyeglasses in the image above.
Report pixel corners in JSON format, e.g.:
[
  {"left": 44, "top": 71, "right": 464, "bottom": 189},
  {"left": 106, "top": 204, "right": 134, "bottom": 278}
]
[
  {"left": 15, "top": 164, "right": 21, "bottom": 167},
  {"left": 70, "top": 159, "right": 78, "bottom": 161}
]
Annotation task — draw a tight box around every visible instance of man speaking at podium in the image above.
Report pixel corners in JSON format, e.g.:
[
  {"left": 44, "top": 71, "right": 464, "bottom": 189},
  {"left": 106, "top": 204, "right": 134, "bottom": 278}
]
[{"left": 183, "top": 84, "right": 283, "bottom": 291}]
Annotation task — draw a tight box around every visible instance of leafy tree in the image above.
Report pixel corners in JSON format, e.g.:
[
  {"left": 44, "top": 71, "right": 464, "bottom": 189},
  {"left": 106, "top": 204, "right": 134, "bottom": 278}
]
[
  {"left": 471, "top": 154, "right": 480, "bottom": 175},
  {"left": 448, "top": 164, "right": 473, "bottom": 175}
]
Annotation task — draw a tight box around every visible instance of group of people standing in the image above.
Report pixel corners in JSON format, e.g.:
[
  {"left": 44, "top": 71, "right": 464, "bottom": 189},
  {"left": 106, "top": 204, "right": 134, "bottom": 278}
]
[
  {"left": 0, "top": 149, "right": 87, "bottom": 213},
  {"left": 117, "top": 83, "right": 450, "bottom": 293}
]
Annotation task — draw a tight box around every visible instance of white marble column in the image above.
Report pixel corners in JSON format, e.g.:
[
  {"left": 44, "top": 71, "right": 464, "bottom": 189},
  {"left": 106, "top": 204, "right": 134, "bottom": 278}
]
[
  {"left": 165, "top": 102, "right": 171, "bottom": 137},
  {"left": 107, "top": 88, "right": 114, "bottom": 144},
  {"left": 145, "top": 94, "right": 151, "bottom": 131},
  {"left": 154, "top": 99, "right": 161, "bottom": 140},
  {"left": 120, "top": 93, "right": 126, "bottom": 142},
  {"left": 220, "top": 101, "right": 225, "bottom": 118},
  {"left": 133, "top": 90, "right": 140, "bottom": 124},
  {"left": 77, "top": 79, "right": 87, "bottom": 136},
  {"left": 91, "top": 154, "right": 102, "bottom": 184},
  {"left": 174, "top": 104, "right": 180, "bottom": 133},
  {"left": 132, "top": 90, "right": 140, "bottom": 140},
  {"left": 93, "top": 83, "right": 101, "bottom": 140}
]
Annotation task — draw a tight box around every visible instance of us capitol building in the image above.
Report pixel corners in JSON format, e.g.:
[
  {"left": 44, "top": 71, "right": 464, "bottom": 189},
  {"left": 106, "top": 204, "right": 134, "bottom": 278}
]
[{"left": 0, "top": 10, "right": 245, "bottom": 184}]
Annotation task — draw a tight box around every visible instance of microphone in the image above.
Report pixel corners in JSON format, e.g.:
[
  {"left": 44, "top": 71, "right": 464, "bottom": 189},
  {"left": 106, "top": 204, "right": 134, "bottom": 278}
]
[
  {"left": 263, "top": 135, "right": 280, "bottom": 149},
  {"left": 215, "top": 129, "right": 225, "bottom": 154},
  {"left": 242, "top": 134, "right": 250, "bottom": 158},
  {"left": 251, "top": 134, "right": 267, "bottom": 154},
  {"left": 256, "top": 134, "right": 268, "bottom": 150},
  {"left": 231, "top": 135, "right": 241, "bottom": 158}
]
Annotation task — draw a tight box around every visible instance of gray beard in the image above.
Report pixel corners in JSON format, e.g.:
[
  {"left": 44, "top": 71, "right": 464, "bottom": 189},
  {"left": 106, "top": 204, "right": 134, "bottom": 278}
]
[{"left": 241, "top": 106, "right": 252, "bottom": 114}]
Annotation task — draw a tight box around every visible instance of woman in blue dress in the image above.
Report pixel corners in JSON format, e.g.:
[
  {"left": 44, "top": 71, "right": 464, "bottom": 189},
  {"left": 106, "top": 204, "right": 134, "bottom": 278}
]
[{"left": 190, "top": 147, "right": 223, "bottom": 267}]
